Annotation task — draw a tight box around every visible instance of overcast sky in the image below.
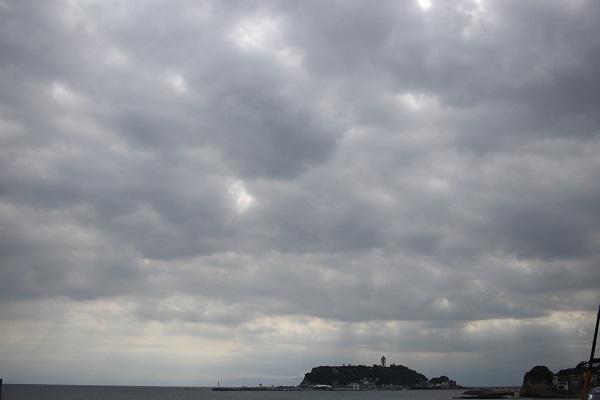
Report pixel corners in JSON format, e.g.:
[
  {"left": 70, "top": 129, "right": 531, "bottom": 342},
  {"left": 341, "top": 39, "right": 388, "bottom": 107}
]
[{"left": 1, "top": 0, "right": 599, "bottom": 387}]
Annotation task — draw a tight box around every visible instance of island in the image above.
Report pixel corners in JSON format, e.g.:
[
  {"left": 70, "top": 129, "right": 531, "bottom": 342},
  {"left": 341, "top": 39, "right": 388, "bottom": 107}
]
[
  {"left": 299, "top": 356, "right": 459, "bottom": 390},
  {"left": 212, "top": 356, "right": 463, "bottom": 391}
]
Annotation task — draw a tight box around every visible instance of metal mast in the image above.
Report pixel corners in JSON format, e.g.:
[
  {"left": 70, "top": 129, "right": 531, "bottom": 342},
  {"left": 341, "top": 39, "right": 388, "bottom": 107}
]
[{"left": 581, "top": 303, "right": 600, "bottom": 400}]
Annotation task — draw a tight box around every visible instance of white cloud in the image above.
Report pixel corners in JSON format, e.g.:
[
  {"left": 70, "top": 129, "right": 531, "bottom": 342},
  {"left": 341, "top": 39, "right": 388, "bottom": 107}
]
[
  {"left": 166, "top": 73, "right": 188, "bottom": 95},
  {"left": 229, "top": 14, "right": 282, "bottom": 52},
  {"left": 416, "top": 0, "right": 433, "bottom": 11},
  {"left": 229, "top": 180, "right": 255, "bottom": 214}
]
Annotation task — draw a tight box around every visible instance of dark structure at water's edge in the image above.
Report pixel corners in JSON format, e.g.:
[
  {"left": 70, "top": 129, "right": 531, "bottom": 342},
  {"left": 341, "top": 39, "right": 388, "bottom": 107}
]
[
  {"left": 520, "top": 360, "right": 600, "bottom": 398},
  {"left": 212, "top": 386, "right": 302, "bottom": 391},
  {"left": 454, "top": 389, "right": 520, "bottom": 399}
]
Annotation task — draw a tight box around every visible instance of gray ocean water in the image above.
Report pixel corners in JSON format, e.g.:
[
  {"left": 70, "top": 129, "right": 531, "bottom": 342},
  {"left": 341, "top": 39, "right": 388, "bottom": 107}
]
[{"left": 2, "top": 385, "right": 467, "bottom": 400}]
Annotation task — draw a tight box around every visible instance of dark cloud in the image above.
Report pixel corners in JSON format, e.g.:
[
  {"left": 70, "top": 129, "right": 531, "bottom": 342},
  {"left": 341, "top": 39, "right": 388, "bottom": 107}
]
[{"left": 1, "top": 0, "right": 599, "bottom": 387}]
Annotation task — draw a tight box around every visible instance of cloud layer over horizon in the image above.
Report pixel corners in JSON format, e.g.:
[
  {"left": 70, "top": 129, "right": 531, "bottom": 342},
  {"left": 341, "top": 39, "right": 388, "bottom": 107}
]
[{"left": 1, "top": 0, "right": 599, "bottom": 387}]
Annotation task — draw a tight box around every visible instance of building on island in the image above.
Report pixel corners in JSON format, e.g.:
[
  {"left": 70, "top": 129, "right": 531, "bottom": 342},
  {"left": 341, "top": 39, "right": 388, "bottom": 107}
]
[{"left": 381, "top": 355, "right": 386, "bottom": 367}]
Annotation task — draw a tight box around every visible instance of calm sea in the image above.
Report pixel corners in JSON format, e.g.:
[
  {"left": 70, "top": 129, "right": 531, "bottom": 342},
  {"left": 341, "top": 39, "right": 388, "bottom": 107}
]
[{"left": 1, "top": 385, "right": 466, "bottom": 400}]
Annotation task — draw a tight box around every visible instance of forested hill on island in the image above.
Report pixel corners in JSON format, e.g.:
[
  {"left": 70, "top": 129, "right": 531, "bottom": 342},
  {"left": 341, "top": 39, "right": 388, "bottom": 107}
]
[{"left": 299, "top": 364, "right": 459, "bottom": 389}]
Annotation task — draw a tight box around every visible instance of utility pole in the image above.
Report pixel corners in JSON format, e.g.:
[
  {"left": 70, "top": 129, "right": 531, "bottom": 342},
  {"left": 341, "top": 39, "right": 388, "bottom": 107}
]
[{"left": 581, "top": 303, "right": 600, "bottom": 400}]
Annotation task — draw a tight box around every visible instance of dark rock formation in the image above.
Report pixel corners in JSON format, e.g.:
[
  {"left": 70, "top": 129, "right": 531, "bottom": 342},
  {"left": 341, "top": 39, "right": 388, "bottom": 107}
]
[
  {"left": 430, "top": 376, "right": 450, "bottom": 384},
  {"left": 520, "top": 358, "right": 600, "bottom": 398},
  {"left": 520, "top": 365, "right": 555, "bottom": 398}
]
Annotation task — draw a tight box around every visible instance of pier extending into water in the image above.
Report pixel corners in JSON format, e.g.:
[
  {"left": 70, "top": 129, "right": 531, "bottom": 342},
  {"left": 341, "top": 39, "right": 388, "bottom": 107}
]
[{"left": 212, "top": 386, "right": 301, "bottom": 391}]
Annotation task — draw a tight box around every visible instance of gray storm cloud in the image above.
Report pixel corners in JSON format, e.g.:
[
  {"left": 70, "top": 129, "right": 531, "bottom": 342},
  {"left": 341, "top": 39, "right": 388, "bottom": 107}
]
[{"left": 0, "top": 0, "right": 599, "bottom": 387}]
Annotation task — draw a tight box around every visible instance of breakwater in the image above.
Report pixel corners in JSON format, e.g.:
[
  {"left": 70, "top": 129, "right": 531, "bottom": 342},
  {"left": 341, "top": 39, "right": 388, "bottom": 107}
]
[{"left": 212, "top": 386, "right": 302, "bottom": 391}]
